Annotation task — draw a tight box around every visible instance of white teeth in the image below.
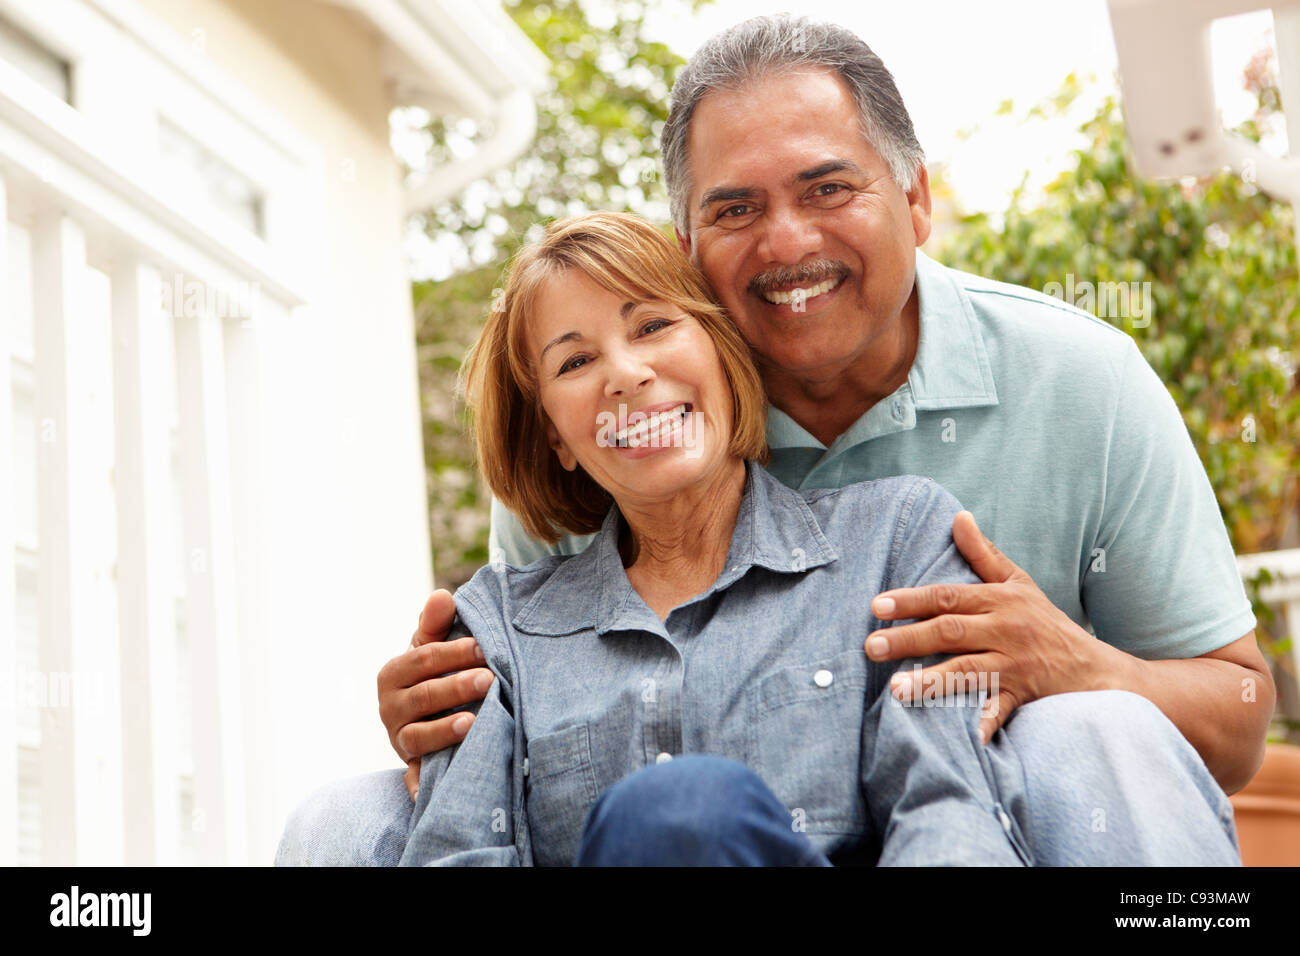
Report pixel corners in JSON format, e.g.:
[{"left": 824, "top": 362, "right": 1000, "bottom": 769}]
[
  {"left": 760, "top": 276, "right": 841, "bottom": 305},
  {"left": 615, "top": 404, "right": 688, "bottom": 447}
]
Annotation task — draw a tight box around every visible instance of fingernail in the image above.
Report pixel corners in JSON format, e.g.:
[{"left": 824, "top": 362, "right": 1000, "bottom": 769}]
[
  {"left": 474, "top": 643, "right": 485, "bottom": 663},
  {"left": 891, "top": 674, "right": 911, "bottom": 698},
  {"left": 473, "top": 672, "right": 492, "bottom": 694},
  {"left": 453, "top": 715, "right": 471, "bottom": 736},
  {"left": 867, "top": 636, "right": 889, "bottom": 659},
  {"left": 874, "top": 596, "right": 895, "bottom": 616}
]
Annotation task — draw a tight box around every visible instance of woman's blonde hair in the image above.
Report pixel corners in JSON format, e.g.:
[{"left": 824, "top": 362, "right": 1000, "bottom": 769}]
[{"left": 462, "top": 212, "right": 769, "bottom": 544}]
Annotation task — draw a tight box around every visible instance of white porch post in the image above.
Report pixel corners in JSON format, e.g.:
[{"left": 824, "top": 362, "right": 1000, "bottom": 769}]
[
  {"left": 173, "top": 304, "right": 247, "bottom": 865},
  {"left": 222, "top": 311, "right": 270, "bottom": 862},
  {"left": 0, "top": 177, "right": 16, "bottom": 867},
  {"left": 111, "top": 260, "right": 180, "bottom": 865},
  {"left": 31, "top": 211, "right": 95, "bottom": 865}
]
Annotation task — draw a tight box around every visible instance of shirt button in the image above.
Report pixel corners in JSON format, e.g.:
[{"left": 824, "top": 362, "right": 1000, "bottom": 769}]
[
  {"left": 656, "top": 752, "right": 673, "bottom": 764},
  {"left": 891, "top": 399, "right": 904, "bottom": 421},
  {"left": 813, "top": 669, "right": 834, "bottom": 688},
  {"left": 998, "top": 809, "right": 1013, "bottom": 833}
]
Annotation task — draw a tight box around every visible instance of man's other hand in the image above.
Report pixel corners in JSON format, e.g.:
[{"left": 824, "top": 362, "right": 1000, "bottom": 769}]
[
  {"left": 865, "top": 511, "right": 1106, "bottom": 745},
  {"left": 377, "top": 590, "right": 494, "bottom": 799}
]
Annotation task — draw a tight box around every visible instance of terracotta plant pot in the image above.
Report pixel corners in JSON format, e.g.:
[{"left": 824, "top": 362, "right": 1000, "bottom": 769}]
[{"left": 1230, "top": 743, "right": 1300, "bottom": 866}]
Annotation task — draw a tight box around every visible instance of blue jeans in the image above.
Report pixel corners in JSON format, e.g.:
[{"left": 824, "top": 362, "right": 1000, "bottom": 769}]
[{"left": 275, "top": 690, "right": 1241, "bottom": 866}]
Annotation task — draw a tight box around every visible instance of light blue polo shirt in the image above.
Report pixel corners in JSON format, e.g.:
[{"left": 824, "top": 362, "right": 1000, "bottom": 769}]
[{"left": 489, "top": 250, "right": 1255, "bottom": 660}]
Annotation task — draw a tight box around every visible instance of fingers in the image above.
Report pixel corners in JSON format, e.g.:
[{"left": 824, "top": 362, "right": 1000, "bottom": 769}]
[
  {"left": 382, "top": 636, "right": 485, "bottom": 691},
  {"left": 383, "top": 666, "right": 494, "bottom": 754},
  {"left": 871, "top": 581, "right": 990, "bottom": 625},
  {"left": 866, "top": 609, "right": 984, "bottom": 661},
  {"left": 978, "top": 689, "right": 1019, "bottom": 745},
  {"left": 886, "top": 654, "right": 1000, "bottom": 703},
  {"left": 404, "top": 759, "right": 420, "bottom": 802},
  {"left": 951, "top": 511, "right": 1019, "bottom": 584},
  {"left": 412, "top": 590, "right": 457, "bottom": 647},
  {"left": 396, "top": 710, "right": 477, "bottom": 765}
]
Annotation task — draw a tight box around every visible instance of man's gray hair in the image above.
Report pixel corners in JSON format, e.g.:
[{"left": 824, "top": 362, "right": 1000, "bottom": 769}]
[{"left": 661, "top": 15, "right": 925, "bottom": 234}]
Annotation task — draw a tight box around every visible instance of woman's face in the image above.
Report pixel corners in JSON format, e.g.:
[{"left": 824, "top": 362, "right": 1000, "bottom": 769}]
[{"left": 528, "top": 267, "right": 738, "bottom": 509}]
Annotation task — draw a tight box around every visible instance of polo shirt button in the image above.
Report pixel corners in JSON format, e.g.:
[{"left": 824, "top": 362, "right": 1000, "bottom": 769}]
[
  {"left": 656, "top": 752, "right": 673, "bottom": 764},
  {"left": 813, "top": 669, "right": 834, "bottom": 688}
]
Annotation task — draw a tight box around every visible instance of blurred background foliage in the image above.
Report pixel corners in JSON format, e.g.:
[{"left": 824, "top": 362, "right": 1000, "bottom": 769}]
[{"left": 410, "top": 0, "right": 1298, "bottom": 723}]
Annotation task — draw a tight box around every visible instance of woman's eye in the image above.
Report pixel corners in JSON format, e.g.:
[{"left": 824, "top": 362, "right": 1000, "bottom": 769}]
[
  {"left": 558, "top": 355, "right": 588, "bottom": 375},
  {"left": 639, "top": 319, "right": 671, "bottom": 336}
]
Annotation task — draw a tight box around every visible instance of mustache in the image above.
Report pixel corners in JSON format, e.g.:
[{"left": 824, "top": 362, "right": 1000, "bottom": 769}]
[{"left": 747, "top": 260, "right": 850, "bottom": 297}]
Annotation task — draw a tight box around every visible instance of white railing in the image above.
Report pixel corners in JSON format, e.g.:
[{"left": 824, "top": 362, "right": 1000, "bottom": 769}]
[{"left": 0, "top": 28, "right": 304, "bottom": 864}]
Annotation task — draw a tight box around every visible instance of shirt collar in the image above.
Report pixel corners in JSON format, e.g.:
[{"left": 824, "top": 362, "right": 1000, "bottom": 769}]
[
  {"left": 766, "top": 248, "right": 999, "bottom": 451},
  {"left": 510, "top": 461, "right": 837, "bottom": 637}
]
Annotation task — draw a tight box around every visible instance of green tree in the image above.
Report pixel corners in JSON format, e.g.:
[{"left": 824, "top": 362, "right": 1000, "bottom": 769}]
[
  {"left": 935, "top": 60, "right": 1299, "bottom": 711},
  {"left": 412, "top": 0, "right": 702, "bottom": 588}
]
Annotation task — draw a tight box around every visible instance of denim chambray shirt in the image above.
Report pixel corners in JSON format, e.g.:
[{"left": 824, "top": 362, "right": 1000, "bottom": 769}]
[{"left": 400, "top": 463, "right": 1031, "bottom": 867}]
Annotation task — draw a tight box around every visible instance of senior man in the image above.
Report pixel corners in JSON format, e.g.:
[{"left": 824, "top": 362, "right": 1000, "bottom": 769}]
[{"left": 280, "top": 16, "right": 1271, "bottom": 866}]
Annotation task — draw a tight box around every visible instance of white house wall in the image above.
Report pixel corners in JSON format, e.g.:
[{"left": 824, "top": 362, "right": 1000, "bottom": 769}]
[{"left": 130, "top": 0, "right": 436, "bottom": 852}]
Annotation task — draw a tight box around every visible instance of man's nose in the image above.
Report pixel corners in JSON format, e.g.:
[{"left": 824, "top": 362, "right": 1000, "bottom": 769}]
[
  {"left": 603, "top": 347, "right": 655, "bottom": 398},
  {"left": 757, "top": 203, "right": 823, "bottom": 265}
]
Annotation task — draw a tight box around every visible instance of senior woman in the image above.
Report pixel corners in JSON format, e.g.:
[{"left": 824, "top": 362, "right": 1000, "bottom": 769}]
[{"left": 398, "top": 211, "right": 1030, "bottom": 867}]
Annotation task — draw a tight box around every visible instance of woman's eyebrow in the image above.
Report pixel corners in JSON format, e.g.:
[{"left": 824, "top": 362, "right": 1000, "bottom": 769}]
[{"left": 539, "top": 330, "right": 583, "bottom": 363}]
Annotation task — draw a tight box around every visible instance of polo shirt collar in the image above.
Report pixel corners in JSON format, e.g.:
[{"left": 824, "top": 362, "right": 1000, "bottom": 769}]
[
  {"left": 510, "top": 461, "right": 837, "bottom": 637},
  {"left": 766, "top": 248, "right": 999, "bottom": 452}
]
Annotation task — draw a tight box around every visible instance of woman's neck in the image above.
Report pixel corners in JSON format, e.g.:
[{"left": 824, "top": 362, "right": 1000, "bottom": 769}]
[{"left": 617, "top": 458, "right": 748, "bottom": 621}]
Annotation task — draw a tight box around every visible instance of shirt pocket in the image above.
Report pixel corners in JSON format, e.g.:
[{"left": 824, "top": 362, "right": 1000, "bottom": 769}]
[
  {"left": 524, "top": 722, "right": 601, "bottom": 866},
  {"left": 746, "top": 647, "right": 870, "bottom": 837}
]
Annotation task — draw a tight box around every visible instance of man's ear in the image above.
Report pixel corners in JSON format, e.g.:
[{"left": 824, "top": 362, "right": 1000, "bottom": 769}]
[
  {"left": 545, "top": 419, "right": 578, "bottom": 472},
  {"left": 675, "top": 227, "right": 693, "bottom": 259},
  {"left": 907, "top": 164, "right": 933, "bottom": 248}
]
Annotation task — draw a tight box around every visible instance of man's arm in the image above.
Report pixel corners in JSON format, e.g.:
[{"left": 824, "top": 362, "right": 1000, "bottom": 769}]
[{"left": 867, "top": 511, "right": 1274, "bottom": 793}]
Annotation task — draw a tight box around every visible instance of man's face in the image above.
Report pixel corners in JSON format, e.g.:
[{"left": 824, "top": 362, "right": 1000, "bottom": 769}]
[{"left": 676, "top": 68, "right": 931, "bottom": 379}]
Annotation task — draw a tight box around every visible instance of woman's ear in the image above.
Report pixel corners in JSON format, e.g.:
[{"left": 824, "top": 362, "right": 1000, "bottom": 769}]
[{"left": 545, "top": 420, "right": 578, "bottom": 472}]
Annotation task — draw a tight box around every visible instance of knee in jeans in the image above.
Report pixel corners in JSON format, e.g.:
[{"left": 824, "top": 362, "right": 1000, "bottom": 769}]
[
  {"left": 1017, "top": 689, "right": 1174, "bottom": 743},
  {"left": 592, "top": 755, "right": 766, "bottom": 844}
]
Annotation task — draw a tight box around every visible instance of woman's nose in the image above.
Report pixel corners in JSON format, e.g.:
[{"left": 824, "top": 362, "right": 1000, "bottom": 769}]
[{"left": 603, "top": 348, "right": 655, "bottom": 398}]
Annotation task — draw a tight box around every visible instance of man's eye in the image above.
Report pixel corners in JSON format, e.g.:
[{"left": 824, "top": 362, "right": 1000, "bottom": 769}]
[
  {"left": 810, "top": 183, "right": 851, "bottom": 203},
  {"left": 718, "top": 204, "right": 754, "bottom": 219}
]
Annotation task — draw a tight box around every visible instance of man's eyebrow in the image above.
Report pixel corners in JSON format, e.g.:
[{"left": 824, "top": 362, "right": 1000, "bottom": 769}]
[
  {"left": 699, "top": 185, "right": 756, "bottom": 212},
  {"left": 697, "top": 161, "right": 865, "bottom": 213},
  {"left": 793, "top": 159, "right": 865, "bottom": 183}
]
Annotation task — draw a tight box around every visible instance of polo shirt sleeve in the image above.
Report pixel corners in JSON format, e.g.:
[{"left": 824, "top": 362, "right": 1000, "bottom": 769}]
[
  {"left": 1083, "top": 340, "right": 1256, "bottom": 659},
  {"left": 400, "top": 577, "right": 526, "bottom": 866}
]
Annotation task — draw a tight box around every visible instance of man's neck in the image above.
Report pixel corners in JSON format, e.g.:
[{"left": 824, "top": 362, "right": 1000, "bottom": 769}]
[{"left": 762, "top": 289, "right": 921, "bottom": 448}]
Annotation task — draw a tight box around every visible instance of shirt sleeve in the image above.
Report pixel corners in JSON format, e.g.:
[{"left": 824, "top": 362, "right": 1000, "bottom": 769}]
[
  {"left": 399, "top": 584, "right": 527, "bottom": 867},
  {"left": 1082, "top": 341, "right": 1256, "bottom": 659},
  {"left": 886, "top": 476, "right": 982, "bottom": 593}
]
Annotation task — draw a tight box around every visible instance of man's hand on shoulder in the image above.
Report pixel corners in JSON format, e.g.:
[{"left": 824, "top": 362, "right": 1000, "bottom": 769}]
[
  {"left": 865, "top": 510, "right": 1109, "bottom": 744},
  {"left": 377, "top": 590, "right": 495, "bottom": 800}
]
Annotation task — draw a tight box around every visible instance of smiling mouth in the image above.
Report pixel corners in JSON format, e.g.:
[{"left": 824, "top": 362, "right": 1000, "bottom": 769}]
[
  {"left": 758, "top": 275, "right": 845, "bottom": 306},
  {"left": 614, "top": 403, "right": 692, "bottom": 448}
]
